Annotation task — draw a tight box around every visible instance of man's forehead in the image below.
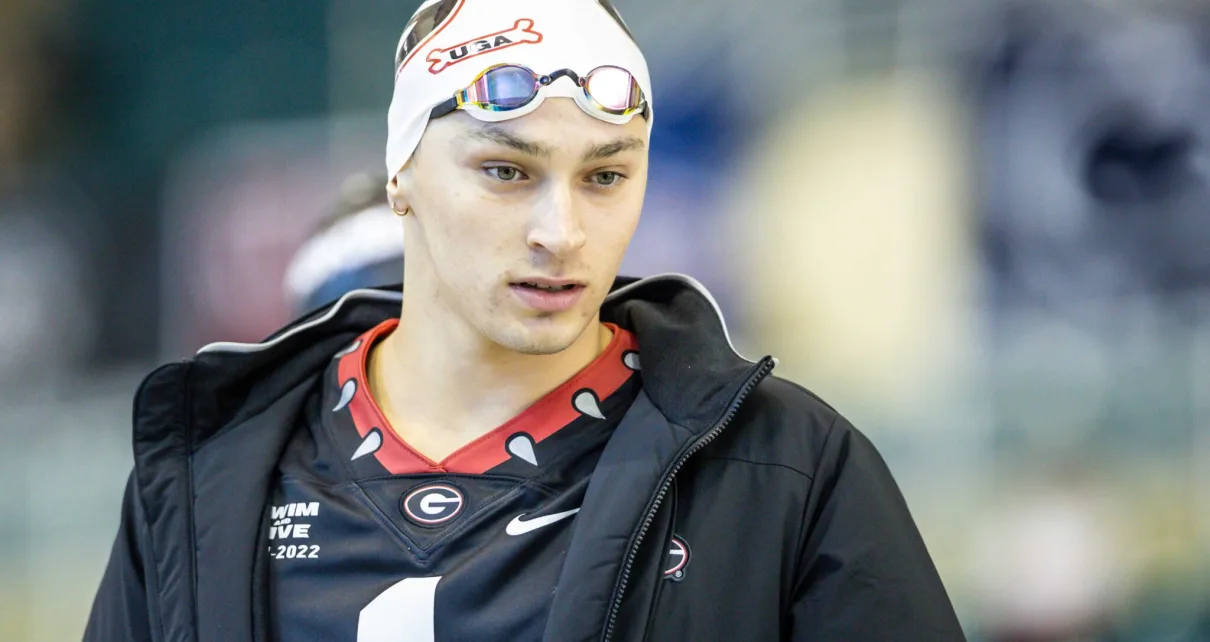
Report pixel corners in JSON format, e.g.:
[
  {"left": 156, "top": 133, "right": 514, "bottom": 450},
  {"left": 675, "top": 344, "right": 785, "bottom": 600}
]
[{"left": 451, "top": 116, "right": 647, "bottom": 161}]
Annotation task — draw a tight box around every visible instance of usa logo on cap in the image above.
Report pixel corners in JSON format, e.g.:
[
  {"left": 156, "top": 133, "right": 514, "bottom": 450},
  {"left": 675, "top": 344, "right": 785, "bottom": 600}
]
[{"left": 426, "top": 18, "right": 544, "bottom": 74}]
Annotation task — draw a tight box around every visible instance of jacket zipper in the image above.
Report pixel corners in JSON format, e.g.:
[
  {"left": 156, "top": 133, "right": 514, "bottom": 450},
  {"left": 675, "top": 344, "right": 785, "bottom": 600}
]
[{"left": 601, "top": 357, "right": 776, "bottom": 642}]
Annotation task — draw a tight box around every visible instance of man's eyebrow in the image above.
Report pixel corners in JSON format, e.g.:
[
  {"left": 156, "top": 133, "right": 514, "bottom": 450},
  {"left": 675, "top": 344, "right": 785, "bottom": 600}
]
[
  {"left": 581, "top": 136, "right": 646, "bottom": 163},
  {"left": 462, "top": 126, "right": 551, "bottom": 158}
]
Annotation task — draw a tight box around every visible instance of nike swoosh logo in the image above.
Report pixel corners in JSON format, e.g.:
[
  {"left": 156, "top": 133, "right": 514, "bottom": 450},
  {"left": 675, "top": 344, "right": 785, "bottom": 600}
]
[{"left": 505, "top": 508, "right": 581, "bottom": 536}]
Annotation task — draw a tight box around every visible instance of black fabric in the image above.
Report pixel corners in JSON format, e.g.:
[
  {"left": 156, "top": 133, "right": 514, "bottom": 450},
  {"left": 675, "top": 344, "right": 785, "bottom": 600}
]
[
  {"left": 250, "top": 501, "right": 272, "bottom": 642},
  {"left": 605, "top": 475, "right": 677, "bottom": 642},
  {"left": 192, "top": 377, "right": 316, "bottom": 642},
  {"left": 542, "top": 390, "right": 687, "bottom": 641},
  {"left": 130, "top": 361, "right": 194, "bottom": 642},
  {"left": 263, "top": 356, "right": 640, "bottom": 641},
  {"left": 788, "top": 415, "right": 960, "bottom": 639},
  {"left": 84, "top": 473, "right": 158, "bottom": 642},
  {"left": 85, "top": 275, "right": 965, "bottom": 641}
]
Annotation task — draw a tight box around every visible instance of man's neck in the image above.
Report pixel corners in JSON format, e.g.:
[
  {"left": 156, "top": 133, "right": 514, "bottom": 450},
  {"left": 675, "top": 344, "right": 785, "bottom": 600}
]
[{"left": 366, "top": 305, "right": 612, "bottom": 463}]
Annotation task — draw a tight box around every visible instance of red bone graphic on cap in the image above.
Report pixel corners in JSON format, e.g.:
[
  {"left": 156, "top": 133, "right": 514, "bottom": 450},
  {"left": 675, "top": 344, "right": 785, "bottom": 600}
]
[{"left": 427, "top": 18, "right": 544, "bottom": 75}]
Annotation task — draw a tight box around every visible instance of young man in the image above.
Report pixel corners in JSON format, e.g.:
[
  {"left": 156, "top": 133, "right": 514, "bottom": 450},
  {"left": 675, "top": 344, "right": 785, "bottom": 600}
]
[{"left": 86, "top": 1, "right": 964, "bottom": 640}]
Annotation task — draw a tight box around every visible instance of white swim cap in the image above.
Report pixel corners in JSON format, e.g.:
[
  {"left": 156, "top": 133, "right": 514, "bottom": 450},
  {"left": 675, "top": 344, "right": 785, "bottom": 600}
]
[{"left": 385, "top": 0, "right": 654, "bottom": 179}]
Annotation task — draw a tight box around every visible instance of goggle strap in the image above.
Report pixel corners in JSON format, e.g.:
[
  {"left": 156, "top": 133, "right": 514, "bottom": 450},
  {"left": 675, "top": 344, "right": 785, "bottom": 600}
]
[{"left": 430, "top": 97, "right": 460, "bottom": 120}]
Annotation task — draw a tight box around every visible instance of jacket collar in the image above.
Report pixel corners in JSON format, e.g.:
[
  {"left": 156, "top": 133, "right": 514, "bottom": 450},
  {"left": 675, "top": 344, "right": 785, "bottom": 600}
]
[
  {"left": 188, "top": 273, "right": 759, "bottom": 444},
  {"left": 600, "top": 274, "right": 759, "bottom": 432}
]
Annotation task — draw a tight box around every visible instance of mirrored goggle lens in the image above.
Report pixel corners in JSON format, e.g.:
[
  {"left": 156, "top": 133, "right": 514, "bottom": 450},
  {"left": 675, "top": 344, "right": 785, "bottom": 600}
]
[
  {"left": 584, "top": 66, "right": 643, "bottom": 114},
  {"left": 465, "top": 65, "right": 538, "bottom": 111}
]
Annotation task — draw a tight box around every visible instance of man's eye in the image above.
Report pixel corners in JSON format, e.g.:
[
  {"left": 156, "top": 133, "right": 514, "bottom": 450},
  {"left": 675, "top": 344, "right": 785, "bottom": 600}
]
[
  {"left": 591, "top": 171, "right": 623, "bottom": 187},
  {"left": 486, "top": 166, "right": 526, "bottom": 181}
]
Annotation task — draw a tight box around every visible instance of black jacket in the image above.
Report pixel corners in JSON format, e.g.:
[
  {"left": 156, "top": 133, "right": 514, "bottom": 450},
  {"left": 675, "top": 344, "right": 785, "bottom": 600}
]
[{"left": 86, "top": 275, "right": 965, "bottom": 641}]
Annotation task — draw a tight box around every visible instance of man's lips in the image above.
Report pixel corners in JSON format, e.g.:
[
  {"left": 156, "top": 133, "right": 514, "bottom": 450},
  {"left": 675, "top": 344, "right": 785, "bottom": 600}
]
[
  {"left": 510, "top": 277, "right": 585, "bottom": 290},
  {"left": 509, "top": 279, "right": 587, "bottom": 312}
]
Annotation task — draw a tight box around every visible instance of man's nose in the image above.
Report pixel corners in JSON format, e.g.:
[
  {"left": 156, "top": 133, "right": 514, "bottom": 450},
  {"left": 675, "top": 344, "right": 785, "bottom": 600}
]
[{"left": 526, "top": 185, "right": 587, "bottom": 257}]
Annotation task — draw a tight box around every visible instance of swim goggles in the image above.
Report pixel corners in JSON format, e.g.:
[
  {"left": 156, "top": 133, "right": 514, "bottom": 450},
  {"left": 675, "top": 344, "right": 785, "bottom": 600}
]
[{"left": 429, "top": 63, "right": 648, "bottom": 125}]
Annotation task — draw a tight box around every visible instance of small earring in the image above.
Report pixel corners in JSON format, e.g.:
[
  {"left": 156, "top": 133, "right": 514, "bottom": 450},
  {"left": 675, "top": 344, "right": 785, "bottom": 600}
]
[{"left": 393, "top": 206, "right": 410, "bottom": 217}]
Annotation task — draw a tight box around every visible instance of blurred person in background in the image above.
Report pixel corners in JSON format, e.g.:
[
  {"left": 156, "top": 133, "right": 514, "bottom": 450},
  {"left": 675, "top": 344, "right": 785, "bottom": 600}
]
[
  {"left": 284, "top": 172, "right": 404, "bottom": 315},
  {"left": 85, "top": 1, "right": 962, "bottom": 640},
  {"left": 975, "top": 0, "right": 1210, "bottom": 328}
]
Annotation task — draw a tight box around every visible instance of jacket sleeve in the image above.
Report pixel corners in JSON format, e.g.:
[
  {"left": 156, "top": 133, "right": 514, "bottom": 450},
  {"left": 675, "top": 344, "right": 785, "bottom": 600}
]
[
  {"left": 789, "top": 417, "right": 966, "bottom": 641},
  {"left": 84, "top": 472, "right": 156, "bottom": 642}
]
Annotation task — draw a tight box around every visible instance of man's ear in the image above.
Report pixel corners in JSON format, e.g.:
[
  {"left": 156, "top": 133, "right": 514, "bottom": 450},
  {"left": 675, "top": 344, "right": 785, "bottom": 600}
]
[{"left": 386, "top": 165, "right": 414, "bottom": 214}]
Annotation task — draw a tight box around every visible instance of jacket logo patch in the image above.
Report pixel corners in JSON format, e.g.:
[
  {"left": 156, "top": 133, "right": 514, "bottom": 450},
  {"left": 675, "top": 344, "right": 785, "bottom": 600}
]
[
  {"left": 663, "top": 535, "right": 691, "bottom": 582},
  {"left": 402, "top": 483, "right": 465, "bottom": 526},
  {"left": 426, "top": 18, "right": 543, "bottom": 74}
]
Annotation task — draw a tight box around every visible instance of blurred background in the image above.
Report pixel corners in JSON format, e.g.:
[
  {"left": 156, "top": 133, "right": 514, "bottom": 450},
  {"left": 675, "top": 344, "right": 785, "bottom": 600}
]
[{"left": 2, "top": 0, "right": 1210, "bottom": 639}]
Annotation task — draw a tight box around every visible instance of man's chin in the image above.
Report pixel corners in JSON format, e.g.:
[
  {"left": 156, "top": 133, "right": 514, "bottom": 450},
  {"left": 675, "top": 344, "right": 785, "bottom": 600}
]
[
  {"left": 492, "top": 314, "right": 588, "bottom": 356},
  {"left": 506, "top": 340, "right": 574, "bottom": 357},
  {"left": 496, "top": 333, "right": 576, "bottom": 356}
]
